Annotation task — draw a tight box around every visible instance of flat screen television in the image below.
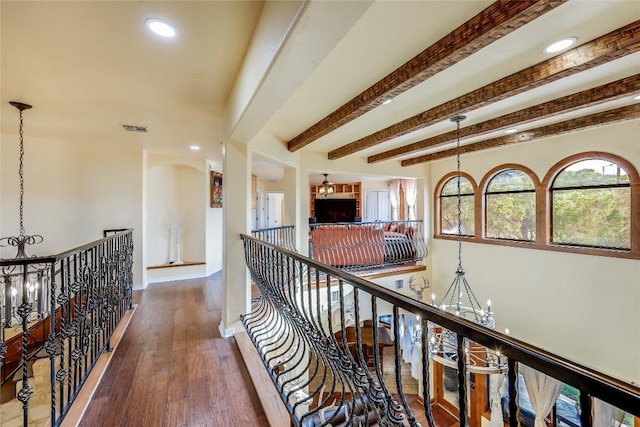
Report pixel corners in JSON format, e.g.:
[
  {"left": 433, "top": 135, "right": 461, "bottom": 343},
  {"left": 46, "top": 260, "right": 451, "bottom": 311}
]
[{"left": 314, "top": 198, "right": 357, "bottom": 223}]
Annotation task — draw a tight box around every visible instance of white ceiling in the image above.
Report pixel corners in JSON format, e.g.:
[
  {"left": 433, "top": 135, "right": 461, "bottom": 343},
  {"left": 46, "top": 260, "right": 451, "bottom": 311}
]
[
  {"left": 1, "top": 1, "right": 264, "bottom": 159},
  {"left": 266, "top": 0, "right": 639, "bottom": 150},
  {"left": 1, "top": 1, "right": 639, "bottom": 185}
]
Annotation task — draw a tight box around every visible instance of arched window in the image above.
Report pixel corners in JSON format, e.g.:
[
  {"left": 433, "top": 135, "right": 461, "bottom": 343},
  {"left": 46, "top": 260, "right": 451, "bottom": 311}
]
[
  {"left": 485, "top": 168, "right": 536, "bottom": 242},
  {"left": 440, "top": 175, "right": 474, "bottom": 236},
  {"left": 550, "top": 159, "right": 631, "bottom": 249}
]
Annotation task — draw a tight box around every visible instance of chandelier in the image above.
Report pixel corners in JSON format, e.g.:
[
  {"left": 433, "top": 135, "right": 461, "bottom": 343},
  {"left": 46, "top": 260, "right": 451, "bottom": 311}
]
[
  {"left": 318, "top": 173, "right": 334, "bottom": 198},
  {"left": 1, "top": 101, "right": 48, "bottom": 328},
  {"left": 418, "top": 116, "right": 506, "bottom": 374},
  {"left": 0, "top": 102, "right": 43, "bottom": 258}
]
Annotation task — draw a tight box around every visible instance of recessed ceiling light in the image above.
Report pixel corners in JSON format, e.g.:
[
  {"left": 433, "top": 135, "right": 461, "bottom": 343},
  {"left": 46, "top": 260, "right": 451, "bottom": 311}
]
[
  {"left": 382, "top": 99, "right": 392, "bottom": 105},
  {"left": 544, "top": 37, "right": 577, "bottom": 54},
  {"left": 504, "top": 129, "right": 519, "bottom": 134},
  {"left": 145, "top": 19, "right": 176, "bottom": 38},
  {"left": 190, "top": 145, "right": 200, "bottom": 151}
]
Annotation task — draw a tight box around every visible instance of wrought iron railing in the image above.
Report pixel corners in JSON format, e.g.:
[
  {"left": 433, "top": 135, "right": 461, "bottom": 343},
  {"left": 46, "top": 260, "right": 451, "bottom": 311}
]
[
  {"left": 0, "top": 229, "right": 134, "bottom": 426},
  {"left": 309, "top": 220, "right": 427, "bottom": 272},
  {"left": 252, "top": 225, "right": 297, "bottom": 252},
  {"left": 241, "top": 234, "right": 639, "bottom": 426}
]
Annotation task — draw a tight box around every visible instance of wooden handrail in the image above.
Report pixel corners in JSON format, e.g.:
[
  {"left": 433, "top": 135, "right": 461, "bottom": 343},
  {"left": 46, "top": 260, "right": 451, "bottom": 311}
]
[
  {"left": 241, "top": 233, "right": 640, "bottom": 417},
  {"left": 0, "top": 229, "right": 133, "bottom": 268}
]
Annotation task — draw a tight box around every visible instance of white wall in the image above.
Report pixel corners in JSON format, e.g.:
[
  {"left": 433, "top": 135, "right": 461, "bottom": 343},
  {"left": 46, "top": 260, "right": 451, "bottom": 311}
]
[
  {"left": 224, "top": 1, "right": 303, "bottom": 139},
  {"left": 207, "top": 160, "right": 223, "bottom": 274},
  {"left": 145, "top": 164, "right": 205, "bottom": 267},
  {"left": 0, "top": 134, "right": 144, "bottom": 284},
  {"left": 146, "top": 165, "right": 177, "bottom": 266},
  {"left": 1, "top": 133, "right": 223, "bottom": 288},
  {"left": 429, "top": 120, "right": 640, "bottom": 384},
  {"left": 144, "top": 154, "right": 223, "bottom": 283}
]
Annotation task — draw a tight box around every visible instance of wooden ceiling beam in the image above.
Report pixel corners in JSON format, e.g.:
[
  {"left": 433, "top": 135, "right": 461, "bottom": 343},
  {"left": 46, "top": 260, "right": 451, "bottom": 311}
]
[
  {"left": 329, "top": 20, "right": 640, "bottom": 160},
  {"left": 286, "top": 0, "right": 566, "bottom": 152},
  {"left": 400, "top": 104, "right": 640, "bottom": 165},
  {"left": 368, "top": 74, "right": 640, "bottom": 163}
]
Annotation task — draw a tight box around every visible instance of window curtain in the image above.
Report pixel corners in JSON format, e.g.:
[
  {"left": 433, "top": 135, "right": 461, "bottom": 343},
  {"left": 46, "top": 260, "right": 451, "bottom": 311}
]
[
  {"left": 401, "top": 315, "right": 414, "bottom": 364},
  {"left": 489, "top": 373, "right": 507, "bottom": 427},
  {"left": 389, "top": 180, "right": 400, "bottom": 221},
  {"left": 401, "top": 179, "right": 417, "bottom": 220},
  {"left": 520, "top": 365, "right": 563, "bottom": 427},
  {"left": 594, "top": 399, "right": 625, "bottom": 426}
]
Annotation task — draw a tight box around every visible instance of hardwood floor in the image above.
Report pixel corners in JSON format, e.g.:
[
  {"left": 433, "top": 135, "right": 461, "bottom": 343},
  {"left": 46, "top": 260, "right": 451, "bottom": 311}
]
[
  {"left": 80, "top": 274, "right": 268, "bottom": 427},
  {"left": 403, "top": 396, "right": 459, "bottom": 427}
]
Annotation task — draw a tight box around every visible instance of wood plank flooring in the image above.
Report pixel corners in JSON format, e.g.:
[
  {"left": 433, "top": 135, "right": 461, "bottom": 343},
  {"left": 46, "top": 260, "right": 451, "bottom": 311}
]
[{"left": 79, "top": 274, "right": 268, "bottom": 427}]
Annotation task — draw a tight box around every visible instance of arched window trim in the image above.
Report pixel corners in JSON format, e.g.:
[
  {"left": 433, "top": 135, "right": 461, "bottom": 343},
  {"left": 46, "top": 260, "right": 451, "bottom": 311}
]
[
  {"left": 479, "top": 164, "right": 541, "bottom": 243},
  {"left": 434, "top": 171, "right": 478, "bottom": 238},
  {"left": 433, "top": 153, "right": 640, "bottom": 259},
  {"left": 542, "top": 152, "right": 640, "bottom": 254}
]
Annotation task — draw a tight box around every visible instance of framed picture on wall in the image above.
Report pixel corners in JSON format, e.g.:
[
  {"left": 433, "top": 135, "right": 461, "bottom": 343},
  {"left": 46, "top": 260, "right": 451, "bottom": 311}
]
[{"left": 210, "top": 171, "right": 223, "bottom": 208}]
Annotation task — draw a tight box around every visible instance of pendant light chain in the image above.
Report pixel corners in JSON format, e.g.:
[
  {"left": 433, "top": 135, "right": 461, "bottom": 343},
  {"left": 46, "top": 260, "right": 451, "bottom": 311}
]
[
  {"left": 452, "top": 115, "right": 466, "bottom": 274},
  {"left": 2, "top": 101, "right": 41, "bottom": 259},
  {"left": 18, "top": 108, "right": 25, "bottom": 237}
]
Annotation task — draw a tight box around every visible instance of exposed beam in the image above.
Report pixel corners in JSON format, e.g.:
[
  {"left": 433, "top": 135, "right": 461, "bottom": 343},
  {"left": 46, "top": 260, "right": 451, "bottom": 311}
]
[
  {"left": 329, "top": 20, "right": 640, "bottom": 160},
  {"left": 401, "top": 104, "right": 640, "bottom": 165},
  {"left": 286, "top": 0, "right": 567, "bottom": 152},
  {"left": 368, "top": 74, "right": 640, "bottom": 163}
]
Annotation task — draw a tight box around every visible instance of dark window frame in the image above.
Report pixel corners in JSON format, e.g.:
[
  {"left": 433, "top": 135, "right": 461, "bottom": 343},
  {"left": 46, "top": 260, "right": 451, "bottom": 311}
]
[
  {"left": 436, "top": 172, "right": 477, "bottom": 238},
  {"left": 433, "top": 153, "right": 640, "bottom": 260},
  {"left": 483, "top": 167, "right": 538, "bottom": 243},
  {"left": 549, "top": 159, "right": 631, "bottom": 251}
]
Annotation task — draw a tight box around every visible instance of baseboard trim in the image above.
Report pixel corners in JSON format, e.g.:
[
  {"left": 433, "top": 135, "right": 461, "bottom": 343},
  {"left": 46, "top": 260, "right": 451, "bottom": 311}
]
[
  {"left": 147, "top": 272, "right": 207, "bottom": 284},
  {"left": 133, "top": 282, "right": 146, "bottom": 291},
  {"left": 218, "top": 321, "right": 234, "bottom": 338},
  {"left": 234, "top": 330, "right": 290, "bottom": 427}
]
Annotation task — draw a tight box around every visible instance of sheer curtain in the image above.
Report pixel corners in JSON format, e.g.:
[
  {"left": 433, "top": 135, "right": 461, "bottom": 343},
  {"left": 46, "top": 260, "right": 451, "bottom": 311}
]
[
  {"left": 401, "top": 314, "right": 414, "bottom": 364},
  {"left": 594, "top": 398, "right": 625, "bottom": 426},
  {"left": 401, "top": 179, "right": 417, "bottom": 220},
  {"left": 520, "top": 365, "right": 563, "bottom": 427},
  {"left": 489, "top": 373, "right": 507, "bottom": 427},
  {"left": 389, "top": 180, "right": 400, "bottom": 221}
]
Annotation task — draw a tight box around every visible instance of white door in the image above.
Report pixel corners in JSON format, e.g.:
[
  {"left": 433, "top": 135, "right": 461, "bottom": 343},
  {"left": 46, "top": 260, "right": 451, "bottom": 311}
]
[
  {"left": 256, "top": 190, "right": 267, "bottom": 229},
  {"left": 267, "top": 192, "right": 284, "bottom": 228}
]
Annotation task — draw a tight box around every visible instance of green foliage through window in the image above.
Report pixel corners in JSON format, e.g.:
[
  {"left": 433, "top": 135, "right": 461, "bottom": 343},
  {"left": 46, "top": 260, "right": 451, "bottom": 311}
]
[
  {"left": 486, "top": 169, "right": 536, "bottom": 241},
  {"left": 442, "top": 176, "right": 474, "bottom": 196},
  {"left": 441, "top": 176, "right": 475, "bottom": 236},
  {"left": 553, "top": 160, "right": 629, "bottom": 188},
  {"left": 552, "top": 160, "right": 630, "bottom": 250},
  {"left": 441, "top": 195, "right": 475, "bottom": 236}
]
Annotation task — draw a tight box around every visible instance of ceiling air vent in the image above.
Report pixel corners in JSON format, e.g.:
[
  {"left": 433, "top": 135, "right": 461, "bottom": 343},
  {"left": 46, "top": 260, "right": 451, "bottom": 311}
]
[{"left": 122, "top": 124, "right": 148, "bottom": 133}]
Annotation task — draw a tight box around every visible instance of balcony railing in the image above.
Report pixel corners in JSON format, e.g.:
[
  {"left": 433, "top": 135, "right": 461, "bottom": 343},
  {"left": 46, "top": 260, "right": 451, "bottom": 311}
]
[
  {"left": 1, "top": 229, "right": 134, "bottom": 426},
  {"left": 241, "top": 233, "right": 639, "bottom": 426},
  {"left": 252, "top": 225, "right": 297, "bottom": 253},
  {"left": 309, "top": 220, "right": 427, "bottom": 272}
]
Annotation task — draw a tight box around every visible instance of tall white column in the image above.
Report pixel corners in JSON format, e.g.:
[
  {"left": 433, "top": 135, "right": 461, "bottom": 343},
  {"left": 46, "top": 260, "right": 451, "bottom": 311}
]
[
  {"left": 219, "top": 140, "right": 251, "bottom": 337},
  {"left": 297, "top": 168, "right": 310, "bottom": 257},
  {"left": 283, "top": 166, "right": 300, "bottom": 251}
]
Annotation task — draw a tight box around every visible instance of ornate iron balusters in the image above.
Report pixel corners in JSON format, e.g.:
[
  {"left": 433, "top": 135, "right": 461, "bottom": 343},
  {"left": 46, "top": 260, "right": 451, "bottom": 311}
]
[
  {"left": 0, "top": 229, "right": 133, "bottom": 426},
  {"left": 242, "top": 233, "right": 640, "bottom": 427},
  {"left": 242, "top": 236, "right": 418, "bottom": 426}
]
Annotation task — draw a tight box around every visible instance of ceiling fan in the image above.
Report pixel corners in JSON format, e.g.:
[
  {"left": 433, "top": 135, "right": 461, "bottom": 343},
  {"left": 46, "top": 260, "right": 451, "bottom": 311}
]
[{"left": 318, "top": 173, "right": 334, "bottom": 197}]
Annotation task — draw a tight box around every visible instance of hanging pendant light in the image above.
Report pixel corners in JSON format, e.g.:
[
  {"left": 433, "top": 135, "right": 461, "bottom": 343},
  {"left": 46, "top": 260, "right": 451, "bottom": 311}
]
[
  {"left": 1, "top": 102, "right": 44, "bottom": 258},
  {"left": 1, "top": 101, "right": 48, "bottom": 330},
  {"left": 423, "top": 115, "right": 505, "bottom": 374},
  {"left": 318, "top": 173, "right": 334, "bottom": 198},
  {"left": 437, "top": 115, "right": 491, "bottom": 326}
]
